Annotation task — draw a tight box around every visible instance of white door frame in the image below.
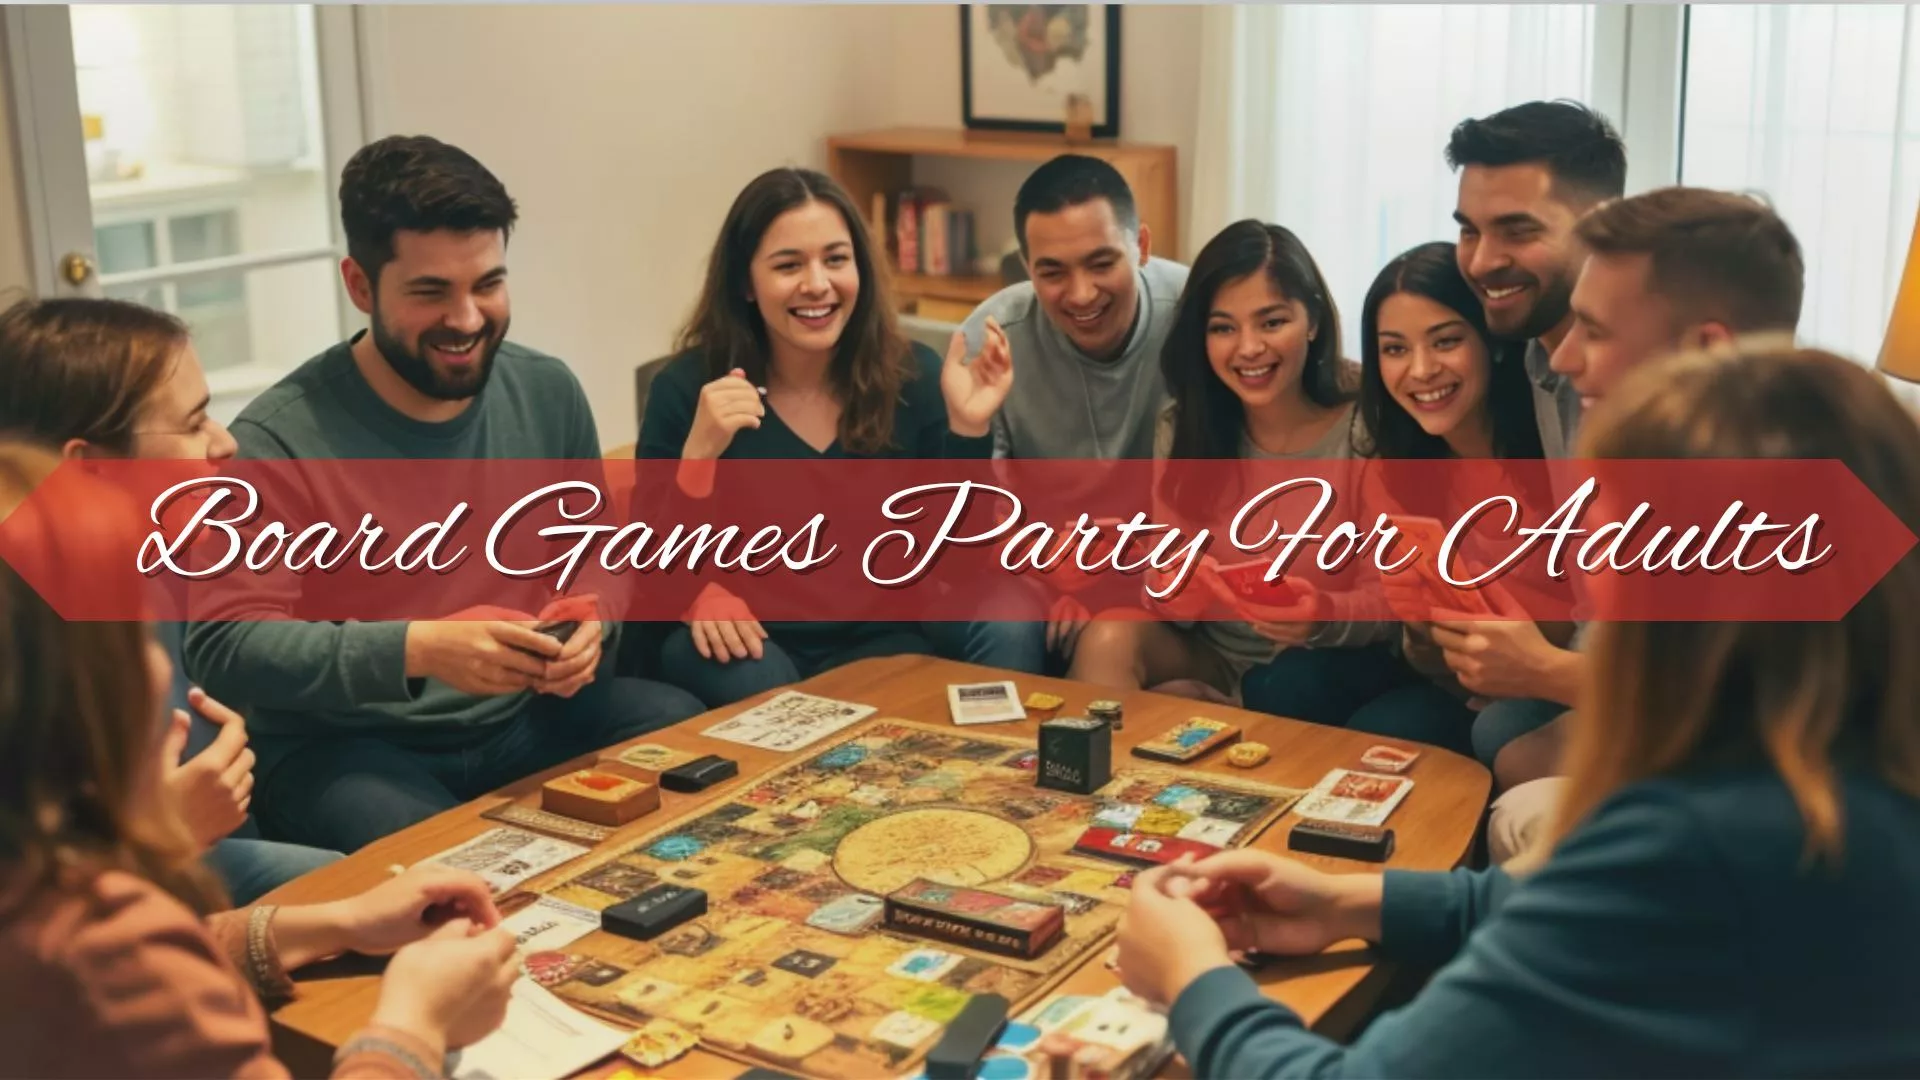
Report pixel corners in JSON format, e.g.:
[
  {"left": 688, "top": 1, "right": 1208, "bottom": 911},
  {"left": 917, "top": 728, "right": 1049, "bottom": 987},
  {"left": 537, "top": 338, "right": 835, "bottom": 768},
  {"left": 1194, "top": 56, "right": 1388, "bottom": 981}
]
[{"left": 4, "top": 4, "right": 368, "bottom": 318}]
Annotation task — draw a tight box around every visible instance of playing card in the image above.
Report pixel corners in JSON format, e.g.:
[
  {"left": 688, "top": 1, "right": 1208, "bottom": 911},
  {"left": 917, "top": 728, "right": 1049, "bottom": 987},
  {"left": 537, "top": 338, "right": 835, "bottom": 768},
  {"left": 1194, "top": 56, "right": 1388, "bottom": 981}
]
[
  {"left": 481, "top": 801, "right": 612, "bottom": 843},
  {"left": 620, "top": 1018, "right": 698, "bottom": 1068},
  {"left": 420, "top": 827, "right": 590, "bottom": 894},
  {"left": 1131, "top": 716, "right": 1240, "bottom": 763},
  {"left": 702, "top": 691, "right": 876, "bottom": 751},
  {"left": 1294, "top": 769, "right": 1413, "bottom": 827},
  {"left": 947, "top": 681, "right": 1027, "bottom": 725},
  {"left": 501, "top": 896, "right": 601, "bottom": 954}
]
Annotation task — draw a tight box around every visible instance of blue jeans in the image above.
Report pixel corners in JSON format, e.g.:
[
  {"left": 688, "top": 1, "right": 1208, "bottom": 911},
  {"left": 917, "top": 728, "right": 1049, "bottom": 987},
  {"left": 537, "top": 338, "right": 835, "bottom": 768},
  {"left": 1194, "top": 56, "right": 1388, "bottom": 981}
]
[
  {"left": 1470, "top": 697, "right": 1568, "bottom": 768},
  {"left": 1241, "top": 644, "right": 1424, "bottom": 726},
  {"left": 659, "top": 624, "right": 931, "bottom": 707},
  {"left": 1241, "top": 644, "right": 1475, "bottom": 756},
  {"left": 206, "top": 835, "right": 341, "bottom": 905},
  {"left": 921, "top": 620, "right": 1051, "bottom": 675},
  {"left": 251, "top": 675, "right": 704, "bottom": 853}
]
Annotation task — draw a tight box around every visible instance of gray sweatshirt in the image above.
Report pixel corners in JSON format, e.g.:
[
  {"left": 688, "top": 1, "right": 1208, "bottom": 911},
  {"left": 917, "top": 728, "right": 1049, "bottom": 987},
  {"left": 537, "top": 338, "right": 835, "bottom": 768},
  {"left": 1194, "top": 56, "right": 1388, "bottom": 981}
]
[{"left": 959, "top": 256, "right": 1189, "bottom": 460}]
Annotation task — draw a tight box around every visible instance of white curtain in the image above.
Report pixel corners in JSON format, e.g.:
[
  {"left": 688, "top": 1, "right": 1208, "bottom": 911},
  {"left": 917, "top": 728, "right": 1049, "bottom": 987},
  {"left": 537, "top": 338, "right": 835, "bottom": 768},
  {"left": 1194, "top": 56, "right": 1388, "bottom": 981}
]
[
  {"left": 1680, "top": 4, "right": 1920, "bottom": 404},
  {"left": 1191, "top": 4, "right": 1597, "bottom": 350}
]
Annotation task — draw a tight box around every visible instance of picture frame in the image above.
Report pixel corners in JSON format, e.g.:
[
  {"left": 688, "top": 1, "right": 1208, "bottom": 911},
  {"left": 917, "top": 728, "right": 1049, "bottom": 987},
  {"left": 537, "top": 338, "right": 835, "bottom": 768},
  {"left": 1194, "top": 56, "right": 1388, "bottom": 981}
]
[{"left": 960, "top": 5, "right": 1121, "bottom": 138}]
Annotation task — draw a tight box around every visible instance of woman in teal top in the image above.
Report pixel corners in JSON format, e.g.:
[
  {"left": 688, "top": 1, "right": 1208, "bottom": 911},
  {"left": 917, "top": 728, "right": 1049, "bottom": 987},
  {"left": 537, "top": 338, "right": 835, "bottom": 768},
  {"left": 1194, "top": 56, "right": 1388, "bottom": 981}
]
[{"left": 1113, "top": 346, "right": 1920, "bottom": 1076}]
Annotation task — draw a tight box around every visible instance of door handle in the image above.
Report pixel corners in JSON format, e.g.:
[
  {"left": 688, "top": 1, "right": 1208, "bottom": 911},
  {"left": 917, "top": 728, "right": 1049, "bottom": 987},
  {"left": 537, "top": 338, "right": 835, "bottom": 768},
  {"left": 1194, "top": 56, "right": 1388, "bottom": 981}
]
[{"left": 60, "top": 251, "right": 96, "bottom": 286}]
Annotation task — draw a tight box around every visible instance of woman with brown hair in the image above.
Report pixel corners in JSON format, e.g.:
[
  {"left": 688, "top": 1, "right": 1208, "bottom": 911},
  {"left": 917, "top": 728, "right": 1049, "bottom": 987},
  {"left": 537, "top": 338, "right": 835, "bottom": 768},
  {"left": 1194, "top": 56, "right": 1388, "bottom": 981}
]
[
  {"left": 636, "top": 166, "right": 1011, "bottom": 706},
  {"left": 0, "top": 295, "right": 337, "bottom": 904},
  {"left": 0, "top": 441, "right": 519, "bottom": 1077},
  {"left": 1110, "top": 346, "right": 1920, "bottom": 1075}
]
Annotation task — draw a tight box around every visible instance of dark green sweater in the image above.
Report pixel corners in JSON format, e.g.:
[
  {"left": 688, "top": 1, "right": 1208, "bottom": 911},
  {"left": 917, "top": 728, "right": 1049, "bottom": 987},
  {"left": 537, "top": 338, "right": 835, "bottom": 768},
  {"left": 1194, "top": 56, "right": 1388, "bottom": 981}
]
[
  {"left": 182, "top": 335, "right": 606, "bottom": 746},
  {"left": 1169, "top": 768, "right": 1920, "bottom": 1077}
]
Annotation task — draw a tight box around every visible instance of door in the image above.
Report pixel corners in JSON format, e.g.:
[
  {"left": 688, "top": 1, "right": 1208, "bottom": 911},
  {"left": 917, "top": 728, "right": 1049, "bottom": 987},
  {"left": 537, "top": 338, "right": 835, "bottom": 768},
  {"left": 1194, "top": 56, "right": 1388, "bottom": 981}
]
[{"left": 5, "top": 4, "right": 366, "bottom": 422}]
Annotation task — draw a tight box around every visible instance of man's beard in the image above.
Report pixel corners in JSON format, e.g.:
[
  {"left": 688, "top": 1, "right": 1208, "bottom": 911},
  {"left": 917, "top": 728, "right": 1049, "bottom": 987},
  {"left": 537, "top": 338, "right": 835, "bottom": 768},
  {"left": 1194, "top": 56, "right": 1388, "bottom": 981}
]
[
  {"left": 1481, "top": 268, "right": 1575, "bottom": 344},
  {"left": 370, "top": 306, "right": 507, "bottom": 402}
]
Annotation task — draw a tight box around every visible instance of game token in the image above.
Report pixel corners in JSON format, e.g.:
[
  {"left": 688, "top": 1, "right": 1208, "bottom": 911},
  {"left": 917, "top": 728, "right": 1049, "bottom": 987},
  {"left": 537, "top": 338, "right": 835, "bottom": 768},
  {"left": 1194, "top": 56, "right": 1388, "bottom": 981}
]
[
  {"left": 620, "top": 1018, "right": 698, "bottom": 1068},
  {"left": 1086, "top": 699, "right": 1124, "bottom": 731},
  {"left": 541, "top": 769, "right": 660, "bottom": 826},
  {"left": 1024, "top": 691, "right": 1065, "bottom": 714},
  {"left": 1227, "top": 742, "right": 1271, "bottom": 768}
]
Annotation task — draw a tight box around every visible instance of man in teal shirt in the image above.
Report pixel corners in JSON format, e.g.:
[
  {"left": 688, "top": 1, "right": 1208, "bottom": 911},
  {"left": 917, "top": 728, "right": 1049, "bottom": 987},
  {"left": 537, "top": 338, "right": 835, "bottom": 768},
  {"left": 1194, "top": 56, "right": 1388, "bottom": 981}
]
[{"left": 184, "top": 136, "right": 702, "bottom": 852}]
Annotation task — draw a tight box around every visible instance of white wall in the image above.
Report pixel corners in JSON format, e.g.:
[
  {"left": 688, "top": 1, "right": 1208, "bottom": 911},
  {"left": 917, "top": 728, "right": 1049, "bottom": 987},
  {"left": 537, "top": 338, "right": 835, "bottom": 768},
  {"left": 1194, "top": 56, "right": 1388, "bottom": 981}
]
[
  {"left": 876, "top": 5, "right": 1203, "bottom": 264},
  {"left": 366, "top": 4, "right": 892, "bottom": 446}
]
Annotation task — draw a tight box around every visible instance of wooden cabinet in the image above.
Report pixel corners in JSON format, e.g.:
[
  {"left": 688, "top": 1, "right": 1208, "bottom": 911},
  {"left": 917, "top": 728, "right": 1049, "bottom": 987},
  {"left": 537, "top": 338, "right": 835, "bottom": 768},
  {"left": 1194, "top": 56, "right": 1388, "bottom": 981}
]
[{"left": 826, "top": 126, "right": 1178, "bottom": 318}]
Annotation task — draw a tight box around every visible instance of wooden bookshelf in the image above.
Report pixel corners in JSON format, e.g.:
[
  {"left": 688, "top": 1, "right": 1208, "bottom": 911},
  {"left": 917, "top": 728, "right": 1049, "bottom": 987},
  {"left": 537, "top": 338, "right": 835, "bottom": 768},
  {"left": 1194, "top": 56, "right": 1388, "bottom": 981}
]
[{"left": 827, "top": 126, "right": 1179, "bottom": 321}]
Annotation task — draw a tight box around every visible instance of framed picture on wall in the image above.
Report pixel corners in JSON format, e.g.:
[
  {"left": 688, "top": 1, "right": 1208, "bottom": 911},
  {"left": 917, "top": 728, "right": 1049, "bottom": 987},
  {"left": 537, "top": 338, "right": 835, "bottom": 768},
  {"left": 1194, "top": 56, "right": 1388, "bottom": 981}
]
[{"left": 961, "top": 5, "right": 1121, "bottom": 137}]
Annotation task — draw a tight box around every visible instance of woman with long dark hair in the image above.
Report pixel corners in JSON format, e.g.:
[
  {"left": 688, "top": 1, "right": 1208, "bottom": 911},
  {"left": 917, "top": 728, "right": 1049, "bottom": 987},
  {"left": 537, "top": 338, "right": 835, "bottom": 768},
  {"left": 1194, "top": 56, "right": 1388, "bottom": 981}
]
[
  {"left": 1067, "top": 220, "right": 1357, "bottom": 697},
  {"left": 637, "top": 166, "right": 1009, "bottom": 706},
  {"left": 1238, "top": 241, "right": 1546, "bottom": 754}
]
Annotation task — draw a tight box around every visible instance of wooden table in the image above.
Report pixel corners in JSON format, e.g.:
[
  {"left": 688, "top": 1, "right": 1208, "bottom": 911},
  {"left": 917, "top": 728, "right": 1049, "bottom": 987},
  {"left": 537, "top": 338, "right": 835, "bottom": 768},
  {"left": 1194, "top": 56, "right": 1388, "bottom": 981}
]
[{"left": 262, "top": 655, "right": 1490, "bottom": 1077}]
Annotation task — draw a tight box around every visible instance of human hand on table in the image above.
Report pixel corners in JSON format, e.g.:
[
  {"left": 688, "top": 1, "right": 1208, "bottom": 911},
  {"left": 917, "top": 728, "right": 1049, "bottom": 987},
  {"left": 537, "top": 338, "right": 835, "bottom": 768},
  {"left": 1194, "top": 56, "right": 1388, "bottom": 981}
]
[{"left": 1115, "top": 852, "right": 1386, "bottom": 1005}]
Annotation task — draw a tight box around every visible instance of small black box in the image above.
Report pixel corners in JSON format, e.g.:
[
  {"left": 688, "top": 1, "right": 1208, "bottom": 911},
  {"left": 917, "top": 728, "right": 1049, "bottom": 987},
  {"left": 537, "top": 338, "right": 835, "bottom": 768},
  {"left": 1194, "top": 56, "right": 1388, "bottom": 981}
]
[
  {"left": 1037, "top": 716, "right": 1111, "bottom": 795},
  {"left": 602, "top": 884, "right": 707, "bottom": 940},
  {"left": 1287, "top": 820, "right": 1395, "bottom": 862},
  {"left": 659, "top": 754, "right": 738, "bottom": 793},
  {"left": 926, "top": 992, "right": 1010, "bottom": 1080}
]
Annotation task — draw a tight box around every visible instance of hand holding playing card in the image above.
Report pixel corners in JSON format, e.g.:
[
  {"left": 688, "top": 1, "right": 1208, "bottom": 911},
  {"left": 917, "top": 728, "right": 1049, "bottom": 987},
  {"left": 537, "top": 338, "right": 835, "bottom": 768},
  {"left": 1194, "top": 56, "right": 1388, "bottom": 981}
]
[{"left": 533, "top": 595, "right": 602, "bottom": 699}]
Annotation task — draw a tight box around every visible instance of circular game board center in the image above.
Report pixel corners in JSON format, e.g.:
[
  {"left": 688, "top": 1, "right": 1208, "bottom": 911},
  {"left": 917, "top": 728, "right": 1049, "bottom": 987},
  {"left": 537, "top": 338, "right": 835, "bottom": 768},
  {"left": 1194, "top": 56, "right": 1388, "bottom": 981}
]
[{"left": 832, "top": 807, "right": 1034, "bottom": 895}]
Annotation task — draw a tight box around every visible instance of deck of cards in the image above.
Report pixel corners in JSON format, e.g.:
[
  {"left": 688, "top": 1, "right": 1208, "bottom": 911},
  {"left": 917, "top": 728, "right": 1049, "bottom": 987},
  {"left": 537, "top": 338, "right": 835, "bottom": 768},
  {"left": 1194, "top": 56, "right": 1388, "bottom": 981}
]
[
  {"left": 702, "top": 690, "right": 876, "bottom": 751},
  {"left": 1294, "top": 769, "right": 1413, "bottom": 828},
  {"left": 947, "top": 681, "right": 1027, "bottom": 725},
  {"left": 1131, "top": 716, "right": 1240, "bottom": 763}
]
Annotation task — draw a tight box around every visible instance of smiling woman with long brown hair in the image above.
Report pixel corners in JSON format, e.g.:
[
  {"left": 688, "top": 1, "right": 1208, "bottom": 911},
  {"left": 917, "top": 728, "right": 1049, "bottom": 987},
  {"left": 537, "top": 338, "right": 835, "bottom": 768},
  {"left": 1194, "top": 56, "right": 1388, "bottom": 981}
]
[
  {"left": 1109, "top": 345, "right": 1920, "bottom": 1076},
  {"left": 0, "top": 441, "right": 522, "bottom": 1078}
]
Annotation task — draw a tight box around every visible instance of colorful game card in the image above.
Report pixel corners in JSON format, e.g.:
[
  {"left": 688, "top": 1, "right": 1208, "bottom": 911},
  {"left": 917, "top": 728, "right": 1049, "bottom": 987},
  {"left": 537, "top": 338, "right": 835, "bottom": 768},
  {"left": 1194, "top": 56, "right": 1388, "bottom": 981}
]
[
  {"left": 1294, "top": 768, "right": 1413, "bottom": 827},
  {"left": 702, "top": 690, "right": 876, "bottom": 752},
  {"left": 421, "top": 827, "right": 590, "bottom": 894},
  {"left": 1130, "top": 716, "right": 1240, "bottom": 763}
]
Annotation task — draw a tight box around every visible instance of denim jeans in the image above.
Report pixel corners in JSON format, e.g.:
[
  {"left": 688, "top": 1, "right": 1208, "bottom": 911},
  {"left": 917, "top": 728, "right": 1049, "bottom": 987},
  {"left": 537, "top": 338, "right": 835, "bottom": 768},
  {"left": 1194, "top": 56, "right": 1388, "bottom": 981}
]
[
  {"left": 658, "top": 624, "right": 931, "bottom": 707},
  {"left": 205, "top": 836, "right": 341, "bottom": 905},
  {"left": 921, "top": 619, "right": 1051, "bottom": 675},
  {"left": 1241, "top": 644, "right": 1475, "bottom": 756},
  {"left": 1470, "top": 697, "right": 1569, "bottom": 769},
  {"left": 251, "top": 675, "right": 704, "bottom": 853}
]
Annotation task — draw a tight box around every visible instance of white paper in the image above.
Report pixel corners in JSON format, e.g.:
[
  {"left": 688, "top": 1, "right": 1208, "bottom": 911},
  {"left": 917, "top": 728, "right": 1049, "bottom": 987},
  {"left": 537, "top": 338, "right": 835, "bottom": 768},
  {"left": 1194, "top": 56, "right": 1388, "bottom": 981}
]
[
  {"left": 501, "top": 896, "right": 601, "bottom": 955},
  {"left": 1293, "top": 769, "right": 1414, "bottom": 828},
  {"left": 421, "top": 827, "right": 590, "bottom": 894},
  {"left": 701, "top": 690, "right": 876, "bottom": 751},
  {"left": 448, "top": 978, "right": 628, "bottom": 1080},
  {"left": 947, "top": 681, "right": 1028, "bottom": 725}
]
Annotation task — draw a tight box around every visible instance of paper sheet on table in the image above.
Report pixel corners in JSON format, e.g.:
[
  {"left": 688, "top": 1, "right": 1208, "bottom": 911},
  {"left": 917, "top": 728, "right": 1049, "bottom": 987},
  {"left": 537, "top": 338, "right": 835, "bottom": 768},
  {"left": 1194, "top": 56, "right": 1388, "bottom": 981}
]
[{"left": 448, "top": 978, "right": 627, "bottom": 1080}]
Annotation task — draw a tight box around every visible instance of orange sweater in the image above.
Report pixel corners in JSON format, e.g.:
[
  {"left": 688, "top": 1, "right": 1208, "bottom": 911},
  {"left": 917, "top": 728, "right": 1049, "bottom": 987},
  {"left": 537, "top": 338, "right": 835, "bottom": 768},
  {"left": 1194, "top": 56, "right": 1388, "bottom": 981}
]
[{"left": 0, "top": 870, "right": 438, "bottom": 1078}]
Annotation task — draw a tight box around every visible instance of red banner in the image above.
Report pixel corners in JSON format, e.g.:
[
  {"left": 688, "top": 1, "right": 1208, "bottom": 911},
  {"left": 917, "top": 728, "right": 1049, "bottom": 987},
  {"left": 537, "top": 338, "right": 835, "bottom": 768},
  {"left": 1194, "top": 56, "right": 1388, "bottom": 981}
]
[{"left": 0, "top": 457, "right": 1909, "bottom": 623}]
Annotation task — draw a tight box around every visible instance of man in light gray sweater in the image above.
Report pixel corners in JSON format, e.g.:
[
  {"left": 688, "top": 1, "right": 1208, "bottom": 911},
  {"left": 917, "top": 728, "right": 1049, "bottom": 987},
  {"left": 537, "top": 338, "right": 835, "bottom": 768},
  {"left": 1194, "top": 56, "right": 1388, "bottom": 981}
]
[
  {"left": 958, "top": 155, "right": 1187, "bottom": 460},
  {"left": 929, "top": 155, "right": 1189, "bottom": 671}
]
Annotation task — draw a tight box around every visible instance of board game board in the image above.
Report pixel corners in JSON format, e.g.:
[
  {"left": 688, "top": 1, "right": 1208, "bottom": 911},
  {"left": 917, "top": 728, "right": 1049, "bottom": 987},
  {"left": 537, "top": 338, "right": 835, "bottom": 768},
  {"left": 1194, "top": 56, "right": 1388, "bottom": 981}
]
[{"left": 523, "top": 719, "right": 1303, "bottom": 1077}]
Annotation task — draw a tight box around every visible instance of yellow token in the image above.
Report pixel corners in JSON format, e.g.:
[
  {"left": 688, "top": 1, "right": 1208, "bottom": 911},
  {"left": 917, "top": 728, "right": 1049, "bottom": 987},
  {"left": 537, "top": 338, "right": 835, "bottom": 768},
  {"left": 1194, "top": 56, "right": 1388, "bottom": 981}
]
[
  {"left": 1024, "top": 692, "right": 1065, "bottom": 711},
  {"left": 1227, "top": 742, "right": 1271, "bottom": 768}
]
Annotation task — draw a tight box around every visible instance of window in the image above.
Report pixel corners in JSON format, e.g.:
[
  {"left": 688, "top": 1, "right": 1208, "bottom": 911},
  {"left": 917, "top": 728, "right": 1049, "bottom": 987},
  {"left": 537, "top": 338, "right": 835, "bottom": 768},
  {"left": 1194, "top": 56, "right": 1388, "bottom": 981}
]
[
  {"left": 1679, "top": 4, "right": 1920, "bottom": 370},
  {"left": 1205, "top": 4, "right": 1601, "bottom": 345}
]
